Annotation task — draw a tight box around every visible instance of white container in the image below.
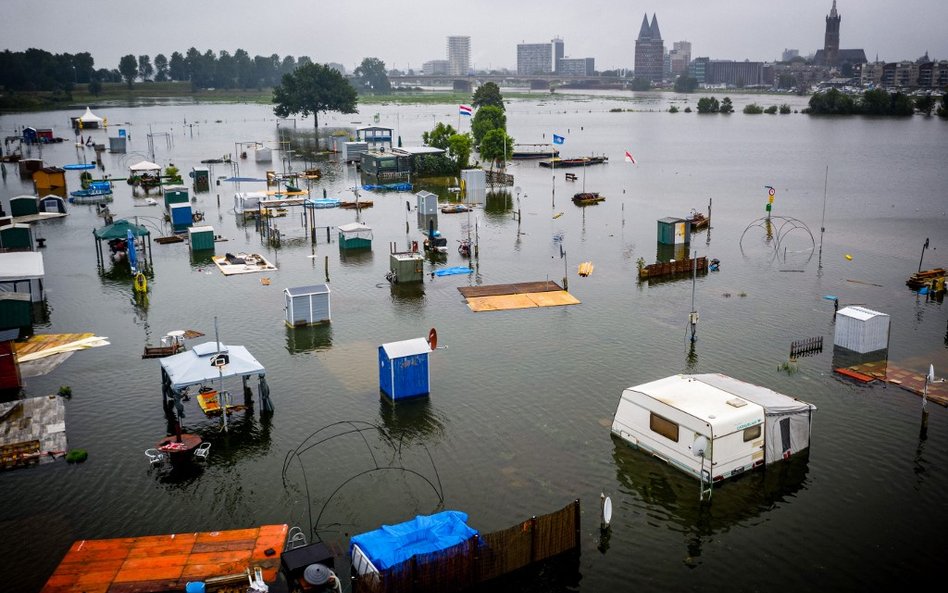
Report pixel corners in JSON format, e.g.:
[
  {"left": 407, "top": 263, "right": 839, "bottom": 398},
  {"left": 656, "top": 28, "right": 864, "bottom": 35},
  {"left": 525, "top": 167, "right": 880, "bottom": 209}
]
[{"left": 834, "top": 306, "right": 890, "bottom": 353}]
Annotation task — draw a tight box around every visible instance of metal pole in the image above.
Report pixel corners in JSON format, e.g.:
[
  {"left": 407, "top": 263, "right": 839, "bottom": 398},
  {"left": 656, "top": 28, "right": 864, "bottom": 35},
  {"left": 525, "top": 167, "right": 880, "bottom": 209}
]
[
  {"left": 918, "top": 238, "right": 929, "bottom": 273},
  {"left": 818, "top": 166, "right": 828, "bottom": 268},
  {"left": 214, "top": 316, "right": 227, "bottom": 433}
]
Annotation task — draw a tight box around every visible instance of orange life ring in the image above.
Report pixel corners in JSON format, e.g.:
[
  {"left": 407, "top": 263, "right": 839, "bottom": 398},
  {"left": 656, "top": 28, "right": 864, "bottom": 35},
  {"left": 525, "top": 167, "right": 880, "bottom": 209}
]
[{"left": 427, "top": 328, "right": 438, "bottom": 350}]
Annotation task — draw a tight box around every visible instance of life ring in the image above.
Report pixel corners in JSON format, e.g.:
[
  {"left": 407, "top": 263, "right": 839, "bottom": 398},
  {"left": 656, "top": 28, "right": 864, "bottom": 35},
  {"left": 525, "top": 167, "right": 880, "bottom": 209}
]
[
  {"left": 134, "top": 272, "right": 147, "bottom": 293},
  {"left": 427, "top": 328, "right": 438, "bottom": 350}
]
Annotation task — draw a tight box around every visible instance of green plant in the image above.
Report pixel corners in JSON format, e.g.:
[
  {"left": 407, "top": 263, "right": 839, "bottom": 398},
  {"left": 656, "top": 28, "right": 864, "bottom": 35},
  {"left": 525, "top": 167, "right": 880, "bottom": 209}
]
[
  {"left": 58, "top": 385, "right": 72, "bottom": 397},
  {"left": 778, "top": 361, "right": 799, "bottom": 375},
  {"left": 764, "top": 105, "right": 778, "bottom": 114},
  {"left": 684, "top": 106, "right": 692, "bottom": 113},
  {"left": 743, "top": 103, "right": 764, "bottom": 114},
  {"left": 779, "top": 104, "right": 792, "bottom": 114},
  {"left": 66, "top": 449, "right": 88, "bottom": 463},
  {"left": 668, "top": 105, "right": 679, "bottom": 113}
]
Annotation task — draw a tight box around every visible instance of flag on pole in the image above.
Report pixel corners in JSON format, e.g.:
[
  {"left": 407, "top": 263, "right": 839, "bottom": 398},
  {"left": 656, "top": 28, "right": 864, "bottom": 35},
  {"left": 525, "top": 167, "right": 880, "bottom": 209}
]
[
  {"left": 459, "top": 104, "right": 473, "bottom": 116},
  {"left": 552, "top": 134, "right": 565, "bottom": 145},
  {"left": 624, "top": 150, "right": 636, "bottom": 164}
]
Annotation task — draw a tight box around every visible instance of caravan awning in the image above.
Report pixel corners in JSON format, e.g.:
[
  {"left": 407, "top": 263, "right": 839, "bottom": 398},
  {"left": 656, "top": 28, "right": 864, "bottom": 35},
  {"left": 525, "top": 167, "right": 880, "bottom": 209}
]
[{"left": 160, "top": 342, "right": 266, "bottom": 389}]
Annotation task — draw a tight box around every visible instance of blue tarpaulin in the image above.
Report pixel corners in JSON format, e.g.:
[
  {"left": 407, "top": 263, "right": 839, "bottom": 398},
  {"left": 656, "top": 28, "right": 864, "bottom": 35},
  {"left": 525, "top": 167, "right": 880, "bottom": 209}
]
[
  {"left": 433, "top": 266, "right": 473, "bottom": 277},
  {"left": 350, "top": 511, "right": 478, "bottom": 571}
]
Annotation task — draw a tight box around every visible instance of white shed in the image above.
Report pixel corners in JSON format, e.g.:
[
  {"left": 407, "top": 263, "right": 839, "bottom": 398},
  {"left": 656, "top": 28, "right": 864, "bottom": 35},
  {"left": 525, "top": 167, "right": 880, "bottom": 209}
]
[
  {"left": 834, "top": 306, "right": 890, "bottom": 353},
  {"left": 0, "top": 252, "right": 45, "bottom": 302},
  {"left": 416, "top": 191, "right": 438, "bottom": 215},
  {"left": 284, "top": 284, "right": 331, "bottom": 327}
]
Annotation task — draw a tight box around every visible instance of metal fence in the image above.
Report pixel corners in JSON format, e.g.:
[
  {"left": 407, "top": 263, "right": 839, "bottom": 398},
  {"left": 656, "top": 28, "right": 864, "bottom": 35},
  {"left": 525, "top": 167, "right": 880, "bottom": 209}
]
[{"left": 354, "top": 499, "right": 581, "bottom": 593}]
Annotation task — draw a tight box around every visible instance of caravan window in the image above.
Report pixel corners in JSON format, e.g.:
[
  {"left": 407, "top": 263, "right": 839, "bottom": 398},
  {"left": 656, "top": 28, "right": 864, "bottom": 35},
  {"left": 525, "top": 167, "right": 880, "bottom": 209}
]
[
  {"left": 649, "top": 413, "right": 679, "bottom": 442},
  {"left": 743, "top": 425, "right": 761, "bottom": 442}
]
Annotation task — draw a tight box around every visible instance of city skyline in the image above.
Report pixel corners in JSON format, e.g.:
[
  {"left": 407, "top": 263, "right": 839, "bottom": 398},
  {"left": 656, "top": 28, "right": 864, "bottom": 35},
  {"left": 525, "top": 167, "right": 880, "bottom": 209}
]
[{"left": 1, "top": 0, "right": 945, "bottom": 73}]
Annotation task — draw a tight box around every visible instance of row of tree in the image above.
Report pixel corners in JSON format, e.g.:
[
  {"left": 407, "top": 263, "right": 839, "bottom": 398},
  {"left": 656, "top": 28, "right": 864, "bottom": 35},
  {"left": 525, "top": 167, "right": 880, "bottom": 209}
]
[
  {"left": 0, "top": 49, "right": 96, "bottom": 91},
  {"left": 696, "top": 96, "right": 735, "bottom": 113},
  {"left": 805, "top": 88, "right": 947, "bottom": 116}
]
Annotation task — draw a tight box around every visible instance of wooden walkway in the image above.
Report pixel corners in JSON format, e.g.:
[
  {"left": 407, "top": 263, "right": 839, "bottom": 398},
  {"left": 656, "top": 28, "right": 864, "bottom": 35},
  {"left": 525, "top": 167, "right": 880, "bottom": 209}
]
[
  {"left": 458, "top": 281, "right": 563, "bottom": 298},
  {"left": 41, "top": 524, "right": 288, "bottom": 593},
  {"left": 835, "top": 360, "right": 948, "bottom": 407}
]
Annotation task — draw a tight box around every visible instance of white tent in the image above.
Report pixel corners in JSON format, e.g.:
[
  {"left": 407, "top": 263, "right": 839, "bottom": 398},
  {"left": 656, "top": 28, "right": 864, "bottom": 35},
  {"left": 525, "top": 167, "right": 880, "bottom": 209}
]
[
  {"left": 77, "top": 107, "right": 104, "bottom": 124},
  {"left": 0, "top": 251, "right": 45, "bottom": 302},
  {"left": 129, "top": 160, "right": 161, "bottom": 172}
]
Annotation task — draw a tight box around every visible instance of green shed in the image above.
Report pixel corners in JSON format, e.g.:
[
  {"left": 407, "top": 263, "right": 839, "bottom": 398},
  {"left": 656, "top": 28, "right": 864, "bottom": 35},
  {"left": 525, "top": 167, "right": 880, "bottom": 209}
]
[
  {"left": 192, "top": 167, "right": 210, "bottom": 192},
  {"left": 188, "top": 225, "right": 215, "bottom": 252},
  {"left": 9, "top": 196, "right": 38, "bottom": 218},
  {"left": 164, "top": 185, "right": 190, "bottom": 211},
  {"left": 0, "top": 293, "right": 32, "bottom": 333},
  {"left": 657, "top": 217, "right": 691, "bottom": 246},
  {"left": 338, "top": 222, "right": 373, "bottom": 250},
  {"left": 0, "top": 224, "right": 34, "bottom": 251}
]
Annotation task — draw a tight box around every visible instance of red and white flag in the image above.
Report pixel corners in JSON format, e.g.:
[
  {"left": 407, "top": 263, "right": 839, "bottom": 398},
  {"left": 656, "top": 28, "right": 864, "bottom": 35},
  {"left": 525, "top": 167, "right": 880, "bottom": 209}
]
[{"left": 624, "top": 150, "right": 636, "bottom": 164}]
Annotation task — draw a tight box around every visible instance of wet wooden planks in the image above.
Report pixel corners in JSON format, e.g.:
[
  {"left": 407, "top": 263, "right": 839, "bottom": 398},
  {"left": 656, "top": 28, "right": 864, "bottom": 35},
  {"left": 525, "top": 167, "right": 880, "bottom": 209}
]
[
  {"left": 458, "top": 281, "right": 563, "bottom": 299},
  {"left": 14, "top": 333, "right": 94, "bottom": 358},
  {"left": 41, "top": 524, "right": 288, "bottom": 593},
  {"left": 459, "top": 281, "right": 580, "bottom": 312}
]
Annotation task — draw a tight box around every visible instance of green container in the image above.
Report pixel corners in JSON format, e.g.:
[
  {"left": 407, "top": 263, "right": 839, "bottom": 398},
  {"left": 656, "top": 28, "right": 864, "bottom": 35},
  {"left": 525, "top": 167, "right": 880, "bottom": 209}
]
[
  {"left": 164, "top": 185, "right": 189, "bottom": 210},
  {"left": 0, "top": 293, "right": 32, "bottom": 332},
  {"left": 192, "top": 167, "right": 210, "bottom": 192},
  {"left": 657, "top": 217, "right": 690, "bottom": 245},
  {"left": 188, "top": 225, "right": 215, "bottom": 251},
  {"left": 0, "top": 225, "right": 33, "bottom": 251}
]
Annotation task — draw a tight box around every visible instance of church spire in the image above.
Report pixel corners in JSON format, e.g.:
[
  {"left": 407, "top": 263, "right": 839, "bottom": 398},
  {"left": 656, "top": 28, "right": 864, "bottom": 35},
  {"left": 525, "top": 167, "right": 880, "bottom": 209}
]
[
  {"left": 638, "top": 14, "right": 651, "bottom": 40},
  {"left": 830, "top": 0, "right": 838, "bottom": 18},
  {"left": 650, "top": 13, "right": 662, "bottom": 40}
]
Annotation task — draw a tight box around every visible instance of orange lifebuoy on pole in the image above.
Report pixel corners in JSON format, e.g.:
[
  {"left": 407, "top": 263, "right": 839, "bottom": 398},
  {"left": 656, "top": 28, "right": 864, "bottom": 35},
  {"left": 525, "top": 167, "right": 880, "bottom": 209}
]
[{"left": 427, "top": 328, "right": 438, "bottom": 350}]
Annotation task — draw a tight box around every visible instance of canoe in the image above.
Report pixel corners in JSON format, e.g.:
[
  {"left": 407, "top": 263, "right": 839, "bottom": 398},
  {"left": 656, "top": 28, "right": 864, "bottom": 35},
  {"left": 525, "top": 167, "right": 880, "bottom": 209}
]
[{"left": 63, "top": 163, "right": 96, "bottom": 170}]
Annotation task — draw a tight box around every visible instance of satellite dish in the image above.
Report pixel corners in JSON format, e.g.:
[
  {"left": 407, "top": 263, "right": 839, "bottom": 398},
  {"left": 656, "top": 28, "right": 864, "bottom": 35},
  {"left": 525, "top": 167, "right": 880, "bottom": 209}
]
[
  {"left": 602, "top": 496, "right": 612, "bottom": 526},
  {"left": 692, "top": 435, "right": 708, "bottom": 457}
]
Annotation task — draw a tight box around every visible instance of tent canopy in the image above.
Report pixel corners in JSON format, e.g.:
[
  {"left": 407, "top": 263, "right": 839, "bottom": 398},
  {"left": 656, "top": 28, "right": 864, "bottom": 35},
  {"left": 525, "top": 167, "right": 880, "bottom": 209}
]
[
  {"left": 94, "top": 219, "right": 150, "bottom": 240},
  {"left": 78, "top": 107, "right": 104, "bottom": 123},
  {"left": 160, "top": 342, "right": 266, "bottom": 389},
  {"left": 0, "top": 252, "right": 45, "bottom": 281},
  {"left": 129, "top": 160, "right": 160, "bottom": 172}
]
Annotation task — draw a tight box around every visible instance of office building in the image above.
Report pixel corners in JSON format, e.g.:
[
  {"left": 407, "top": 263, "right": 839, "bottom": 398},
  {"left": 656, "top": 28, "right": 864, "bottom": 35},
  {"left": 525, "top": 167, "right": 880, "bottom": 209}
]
[
  {"left": 517, "top": 43, "right": 554, "bottom": 75},
  {"left": 447, "top": 36, "right": 471, "bottom": 76},
  {"left": 634, "top": 13, "right": 665, "bottom": 82},
  {"left": 669, "top": 41, "right": 691, "bottom": 76},
  {"left": 558, "top": 58, "right": 595, "bottom": 76},
  {"left": 423, "top": 60, "right": 449, "bottom": 76}
]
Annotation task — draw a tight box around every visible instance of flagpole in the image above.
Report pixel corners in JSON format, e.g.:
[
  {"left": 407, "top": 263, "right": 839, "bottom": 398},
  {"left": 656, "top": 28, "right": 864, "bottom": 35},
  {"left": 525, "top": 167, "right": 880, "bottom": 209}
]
[{"left": 551, "top": 139, "right": 555, "bottom": 209}]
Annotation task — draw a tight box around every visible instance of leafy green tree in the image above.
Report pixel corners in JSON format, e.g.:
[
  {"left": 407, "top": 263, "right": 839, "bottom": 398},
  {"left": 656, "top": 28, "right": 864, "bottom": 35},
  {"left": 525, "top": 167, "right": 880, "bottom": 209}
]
[
  {"left": 673, "top": 76, "right": 698, "bottom": 93},
  {"left": 806, "top": 88, "right": 856, "bottom": 114},
  {"left": 860, "top": 88, "right": 891, "bottom": 115},
  {"left": 696, "top": 96, "right": 719, "bottom": 113},
  {"left": 478, "top": 129, "right": 514, "bottom": 171},
  {"left": 779, "top": 104, "right": 792, "bottom": 114},
  {"left": 88, "top": 78, "right": 102, "bottom": 96},
  {"left": 168, "top": 52, "right": 187, "bottom": 81},
  {"left": 272, "top": 63, "right": 358, "bottom": 150},
  {"left": 354, "top": 57, "right": 391, "bottom": 93},
  {"left": 720, "top": 97, "right": 734, "bottom": 114},
  {"left": 668, "top": 105, "right": 679, "bottom": 113},
  {"left": 888, "top": 92, "right": 915, "bottom": 116},
  {"left": 118, "top": 54, "right": 138, "bottom": 89},
  {"left": 764, "top": 105, "right": 778, "bottom": 114},
  {"left": 777, "top": 73, "right": 797, "bottom": 90},
  {"left": 234, "top": 49, "right": 255, "bottom": 88},
  {"left": 422, "top": 122, "right": 457, "bottom": 149},
  {"left": 471, "top": 105, "right": 506, "bottom": 148},
  {"left": 447, "top": 133, "right": 472, "bottom": 171},
  {"left": 138, "top": 55, "right": 153, "bottom": 81},
  {"left": 72, "top": 52, "right": 95, "bottom": 83},
  {"left": 743, "top": 103, "right": 763, "bottom": 114},
  {"left": 153, "top": 54, "right": 168, "bottom": 81},
  {"left": 472, "top": 82, "right": 504, "bottom": 110},
  {"left": 630, "top": 77, "right": 651, "bottom": 91},
  {"left": 915, "top": 95, "right": 935, "bottom": 116},
  {"left": 215, "top": 50, "right": 237, "bottom": 88},
  {"left": 937, "top": 94, "right": 948, "bottom": 118}
]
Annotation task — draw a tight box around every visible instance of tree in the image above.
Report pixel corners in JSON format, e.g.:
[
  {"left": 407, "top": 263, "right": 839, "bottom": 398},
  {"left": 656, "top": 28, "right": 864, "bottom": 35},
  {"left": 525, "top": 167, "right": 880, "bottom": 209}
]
[
  {"left": 354, "top": 57, "right": 391, "bottom": 93},
  {"left": 138, "top": 55, "right": 153, "bottom": 81},
  {"left": 478, "top": 129, "right": 514, "bottom": 171},
  {"left": 446, "top": 133, "right": 472, "bottom": 171},
  {"left": 472, "top": 82, "right": 504, "bottom": 110},
  {"left": 630, "top": 77, "right": 651, "bottom": 91},
  {"left": 272, "top": 62, "right": 358, "bottom": 150},
  {"left": 696, "top": 96, "right": 719, "bottom": 113},
  {"left": 937, "top": 94, "right": 948, "bottom": 118},
  {"left": 777, "top": 73, "right": 797, "bottom": 90},
  {"left": 168, "top": 52, "right": 187, "bottom": 81},
  {"left": 153, "top": 54, "right": 168, "bottom": 81},
  {"left": 764, "top": 105, "right": 778, "bottom": 114},
  {"left": 915, "top": 95, "right": 935, "bottom": 116},
  {"left": 88, "top": 79, "right": 102, "bottom": 96},
  {"left": 720, "top": 97, "right": 734, "bottom": 114},
  {"left": 806, "top": 88, "right": 855, "bottom": 114},
  {"left": 743, "top": 103, "right": 764, "bottom": 114},
  {"left": 422, "top": 122, "right": 457, "bottom": 150},
  {"left": 673, "top": 76, "right": 698, "bottom": 93},
  {"left": 779, "top": 104, "right": 792, "bottom": 114},
  {"left": 234, "top": 49, "right": 255, "bottom": 88},
  {"left": 471, "top": 105, "right": 506, "bottom": 148},
  {"left": 118, "top": 54, "right": 138, "bottom": 89}
]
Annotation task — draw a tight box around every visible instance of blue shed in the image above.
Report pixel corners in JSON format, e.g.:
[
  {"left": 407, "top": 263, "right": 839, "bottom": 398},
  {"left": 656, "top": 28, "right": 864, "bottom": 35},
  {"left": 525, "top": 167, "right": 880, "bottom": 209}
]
[
  {"left": 379, "top": 338, "right": 431, "bottom": 400},
  {"left": 169, "top": 203, "right": 193, "bottom": 232}
]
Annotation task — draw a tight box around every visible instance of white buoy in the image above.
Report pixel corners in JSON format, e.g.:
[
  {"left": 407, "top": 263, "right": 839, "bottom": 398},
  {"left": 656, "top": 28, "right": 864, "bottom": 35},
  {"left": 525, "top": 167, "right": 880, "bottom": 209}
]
[{"left": 600, "top": 492, "right": 612, "bottom": 528}]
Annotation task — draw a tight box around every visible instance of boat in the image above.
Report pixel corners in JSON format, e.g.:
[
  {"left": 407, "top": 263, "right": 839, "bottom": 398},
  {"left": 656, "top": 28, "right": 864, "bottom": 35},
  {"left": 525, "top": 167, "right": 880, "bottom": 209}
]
[
  {"left": 539, "top": 156, "right": 609, "bottom": 168},
  {"left": 441, "top": 203, "right": 472, "bottom": 214},
  {"left": 572, "top": 192, "right": 605, "bottom": 205},
  {"left": 423, "top": 231, "right": 448, "bottom": 254},
  {"left": 307, "top": 198, "right": 342, "bottom": 209},
  {"left": 906, "top": 268, "right": 946, "bottom": 292},
  {"left": 340, "top": 200, "right": 374, "bottom": 209},
  {"left": 687, "top": 210, "right": 710, "bottom": 230},
  {"left": 512, "top": 144, "right": 560, "bottom": 159},
  {"left": 200, "top": 156, "right": 231, "bottom": 164},
  {"left": 63, "top": 163, "right": 96, "bottom": 170},
  {"left": 68, "top": 187, "right": 113, "bottom": 203}
]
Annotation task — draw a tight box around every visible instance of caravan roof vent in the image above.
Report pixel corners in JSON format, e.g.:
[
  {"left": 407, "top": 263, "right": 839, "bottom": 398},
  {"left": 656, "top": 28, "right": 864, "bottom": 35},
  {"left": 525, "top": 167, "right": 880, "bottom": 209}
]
[{"left": 726, "top": 398, "right": 748, "bottom": 408}]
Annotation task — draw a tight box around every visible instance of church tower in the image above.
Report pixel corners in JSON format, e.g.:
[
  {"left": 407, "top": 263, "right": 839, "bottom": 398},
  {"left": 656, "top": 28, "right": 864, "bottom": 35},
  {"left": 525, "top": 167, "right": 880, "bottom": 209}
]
[{"left": 824, "top": 0, "right": 841, "bottom": 66}]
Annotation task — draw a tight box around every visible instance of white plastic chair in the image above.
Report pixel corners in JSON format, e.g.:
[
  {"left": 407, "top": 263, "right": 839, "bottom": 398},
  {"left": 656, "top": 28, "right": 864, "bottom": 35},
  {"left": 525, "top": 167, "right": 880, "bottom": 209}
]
[
  {"left": 145, "top": 448, "right": 166, "bottom": 466},
  {"left": 194, "top": 442, "right": 211, "bottom": 460}
]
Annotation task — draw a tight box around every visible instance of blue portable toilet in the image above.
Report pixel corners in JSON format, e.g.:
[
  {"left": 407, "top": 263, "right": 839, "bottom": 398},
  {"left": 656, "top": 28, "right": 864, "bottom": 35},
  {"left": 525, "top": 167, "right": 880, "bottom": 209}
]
[{"left": 378, "top": 337, "right": 431, "bottom": 400}]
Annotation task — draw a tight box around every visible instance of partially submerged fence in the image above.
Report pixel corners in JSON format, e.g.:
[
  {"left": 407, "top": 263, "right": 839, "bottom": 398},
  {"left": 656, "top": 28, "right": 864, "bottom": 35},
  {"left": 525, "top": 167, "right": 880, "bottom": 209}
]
[{"left": 354, "top": 499, "right": 581, "bottom": 593}]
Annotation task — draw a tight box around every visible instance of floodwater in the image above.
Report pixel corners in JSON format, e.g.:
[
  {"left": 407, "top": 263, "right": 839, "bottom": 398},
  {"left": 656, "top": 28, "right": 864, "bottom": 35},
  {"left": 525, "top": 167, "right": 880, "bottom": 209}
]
[{"left": 1, "top": 91, "right": 947, "bottom": 592}]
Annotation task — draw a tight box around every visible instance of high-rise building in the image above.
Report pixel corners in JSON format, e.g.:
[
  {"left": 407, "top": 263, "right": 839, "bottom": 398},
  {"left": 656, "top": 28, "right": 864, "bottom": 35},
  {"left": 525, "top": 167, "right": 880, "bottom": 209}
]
[
  {"left": 447, "top": 36, "right": 471, "bottom": 76},
  {"left": 552, "top": 37, "right": 565, "bottom": 72},
  {"left": 558, "top": 58, "right": 595, "bottom": 76},
  {"left": 634, "top": 13, "right": 665, "bottom": 82},
  {"left": 517, "top": 43, "right": 554, "bottom": 75},
  {"left": 669, "top": 41, "right": 691, "bottom": 76}
]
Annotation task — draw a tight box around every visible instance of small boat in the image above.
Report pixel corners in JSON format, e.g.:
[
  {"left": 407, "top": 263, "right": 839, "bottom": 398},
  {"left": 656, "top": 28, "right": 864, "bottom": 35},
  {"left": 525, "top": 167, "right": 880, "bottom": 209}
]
[
  {"left": 63, "top": 163, "right": 96, "bottom": 170},
  {"left": 69, "top": 188, "right": 113, "bottom": 203},
  {"left": 572, "top": 192, "right": 605, "bottom": 205},
  {"left": 512, "top": 144, "right": 560, "bottom": 159},
  {"left": 200, "top": 156, "right": 231, "bottom": 164},
  {"left": 424, "top": 231, "right": 448, "bottom": 254},
  {"left": 340, "top": 200, "right": 374, "bottom": 209},
  {"left": 441, "top": 204, "right": 472, "bottom": 214},
  {"left": 307, "top": 198, "right": 342, "bottom": 209},
  {"left": 539, "top": 156, "right": 609, "bottom": 168},
  {"left": 687, "top": 211, "right": 710, "bottom": 230}
]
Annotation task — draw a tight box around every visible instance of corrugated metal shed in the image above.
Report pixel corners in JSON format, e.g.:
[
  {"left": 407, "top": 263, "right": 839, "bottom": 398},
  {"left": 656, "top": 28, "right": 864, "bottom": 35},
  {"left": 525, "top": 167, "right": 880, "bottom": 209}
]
[
  {"left": 164, "top": 185, "right": 189, "bottom": 210},
  {"left": 416, "top": 191, "right": 438, "bottom": 215},
  {"left": 834, "top": 306, "right": 890, "bottom": 353},
  {"left": 284, "top": 284, "right": 331, "bottom": 327},
  {"left": 188, "top": 225, "right": 215, "bottom": 251},
  {"left": 461, "top": 169, "right": 486, "bottom": 204},
  {"left": 378, "top": 338, "right": 431, "bottom": 400}
]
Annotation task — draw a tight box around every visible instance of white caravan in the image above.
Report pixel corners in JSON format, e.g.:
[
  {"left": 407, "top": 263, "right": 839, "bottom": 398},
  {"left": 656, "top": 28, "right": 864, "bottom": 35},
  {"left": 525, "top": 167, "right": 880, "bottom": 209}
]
[{"left": 611, "top": 374, "right": 815, "bottom": 494}]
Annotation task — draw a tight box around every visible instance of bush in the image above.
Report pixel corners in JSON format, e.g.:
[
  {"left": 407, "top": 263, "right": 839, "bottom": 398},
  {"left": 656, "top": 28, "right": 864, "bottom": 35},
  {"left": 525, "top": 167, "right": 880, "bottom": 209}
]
[
  {"left": 696, "top": 96, "right": 719, "bottom": 113},
  {"left": 668, "top": 105, "right": 679, "bottom": 113},
  {"left": 719, "top": 97, "right": 734, "bottom": 113},
  {"left": 743, "top": 103, "right": 764, "bottom": 114},
  {"left": 58, "top": 385, "right": 72, "bottom": 397},
  {"left": 764, "top": 105, "right": 778, "bottom": 114},
  {"left": 684, "top": 106, "right": 692, "bottom": 113},
  {"left": 779, "top": 104, "right": 792, "bottom": 114},
  {"left": 66, "top": 449, "right": 88, "bottom": 463}
]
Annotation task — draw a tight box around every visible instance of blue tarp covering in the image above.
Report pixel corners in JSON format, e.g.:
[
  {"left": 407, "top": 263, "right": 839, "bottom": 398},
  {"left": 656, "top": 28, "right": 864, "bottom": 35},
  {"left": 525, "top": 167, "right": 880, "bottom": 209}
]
[
  {"left": 362, "top": 182, "right": 413, "bottom": 192},
  {"left": 433, "top": 267, "right": 473, "bottom": 277},
  {"left": 350, "top": 511, "right": 478, "bottom": 571}
]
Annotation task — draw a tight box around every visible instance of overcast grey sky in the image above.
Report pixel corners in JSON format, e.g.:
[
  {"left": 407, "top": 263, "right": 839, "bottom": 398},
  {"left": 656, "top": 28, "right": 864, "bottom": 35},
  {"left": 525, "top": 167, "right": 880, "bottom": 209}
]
[{"left": 2, "top": 0, "right": 945, "bottom": 71}]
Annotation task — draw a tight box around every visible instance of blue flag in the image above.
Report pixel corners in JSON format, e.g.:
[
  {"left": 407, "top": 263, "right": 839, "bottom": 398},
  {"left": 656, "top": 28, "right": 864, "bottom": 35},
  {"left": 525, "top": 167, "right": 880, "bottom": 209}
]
[{"left": 552, "top": 134, "right": 565, "bottom": 145}]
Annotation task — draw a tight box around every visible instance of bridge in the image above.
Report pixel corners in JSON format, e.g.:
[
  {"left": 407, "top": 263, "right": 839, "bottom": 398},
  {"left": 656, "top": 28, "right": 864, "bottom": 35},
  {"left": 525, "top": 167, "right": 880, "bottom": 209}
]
[{"left": 389, "top": 73, "right": 631, "bottom": 90}]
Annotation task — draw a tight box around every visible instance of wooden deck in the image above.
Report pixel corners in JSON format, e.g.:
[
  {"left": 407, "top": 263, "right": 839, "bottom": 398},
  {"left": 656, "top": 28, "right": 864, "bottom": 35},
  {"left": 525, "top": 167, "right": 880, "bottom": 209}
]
[
  {"left": 834, "top": 360, "right": 948, "bottom": 407},
  {"left": 41, "top": 524, "right": 288, "bottom": 593},
  {"left": 458, "top": 281, "right": 579, "bottom": 312},
  {"left": 0, "top": 395, "right": 67, "bottom": 468},
  {"left": 639, "top": 256, "right": 708, "bottom": 279}
]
